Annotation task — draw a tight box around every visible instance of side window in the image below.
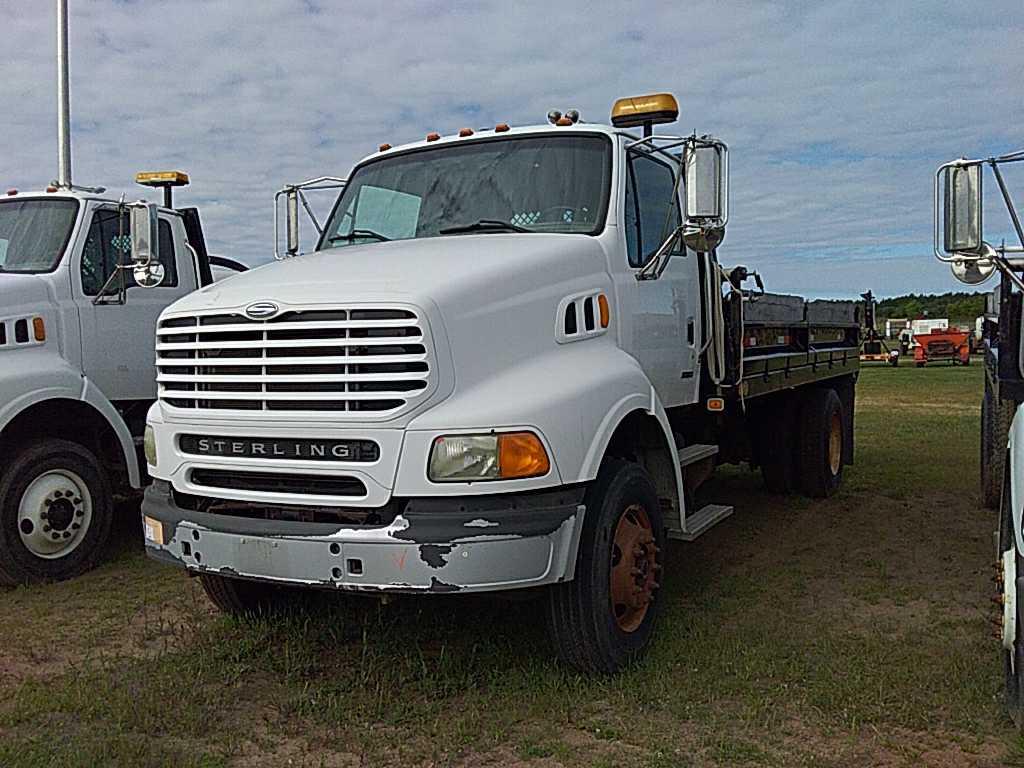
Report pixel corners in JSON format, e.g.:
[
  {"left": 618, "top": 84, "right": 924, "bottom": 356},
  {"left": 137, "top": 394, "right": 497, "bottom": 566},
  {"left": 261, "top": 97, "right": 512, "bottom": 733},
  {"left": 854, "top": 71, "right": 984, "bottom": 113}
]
[
  {"left": 80, "top": 211, "right": 179, "bottom": 295},
  {"left": 626, "top": 152, "right": 682, "bottom": 268}
]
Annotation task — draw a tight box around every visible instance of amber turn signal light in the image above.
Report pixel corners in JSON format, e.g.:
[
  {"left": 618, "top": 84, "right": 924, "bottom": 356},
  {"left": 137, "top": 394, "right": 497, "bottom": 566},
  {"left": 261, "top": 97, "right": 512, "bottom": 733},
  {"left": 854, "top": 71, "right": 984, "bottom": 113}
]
[
  {"left": 32, "top": 317, "right": 45, "bottom": 342},
  {"left": 598, "top": 294, "right": 610, "bottom": 328},
  {"left": 498, "top": 432, "right": 550, "bottom": 479}
]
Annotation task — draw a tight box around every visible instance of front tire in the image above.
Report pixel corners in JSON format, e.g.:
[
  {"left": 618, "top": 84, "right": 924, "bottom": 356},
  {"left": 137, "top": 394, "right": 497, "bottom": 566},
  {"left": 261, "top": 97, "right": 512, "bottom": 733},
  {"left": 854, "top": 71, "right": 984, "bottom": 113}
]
[
  {"left": 199, "top": 573, "right": 312, "bottom": 617},
  {"left": 545, "top": 459, "right": 666, "bottom": 674},
  {"left": 0, "top": 438, "right": 114, "bottom": 585}
]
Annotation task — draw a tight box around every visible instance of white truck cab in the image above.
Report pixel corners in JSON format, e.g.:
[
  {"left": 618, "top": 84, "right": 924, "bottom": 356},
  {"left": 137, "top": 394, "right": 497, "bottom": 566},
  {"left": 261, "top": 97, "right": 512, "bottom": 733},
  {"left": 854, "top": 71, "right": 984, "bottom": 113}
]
[
  {"left": 937, "top": 149, "right": 1024, "bottom": 725},
  {"left": 143, "top": 94, "right": 860, "bottom": 672},
  {"left": 0, "top": 175, "right": 227, "bottom": 583}
]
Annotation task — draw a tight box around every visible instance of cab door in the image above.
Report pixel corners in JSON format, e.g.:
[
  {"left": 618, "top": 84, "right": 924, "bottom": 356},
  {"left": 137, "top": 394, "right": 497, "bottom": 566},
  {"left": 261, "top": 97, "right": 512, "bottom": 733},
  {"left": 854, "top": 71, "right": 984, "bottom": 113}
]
[
  {"left": 72, "top": 206, "right": 197, "bottom": 402},
  {"left": 623, "top": 148, "right": 700, "bottom": 408}
]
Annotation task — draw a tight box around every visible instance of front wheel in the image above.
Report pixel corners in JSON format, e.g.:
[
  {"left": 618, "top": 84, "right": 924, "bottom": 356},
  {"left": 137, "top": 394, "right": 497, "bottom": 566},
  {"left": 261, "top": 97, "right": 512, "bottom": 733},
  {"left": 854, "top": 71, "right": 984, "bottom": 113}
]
[
  {"left": 998, "top": 468, "right": 1024, "bottom": 727},
  {"left": 0, "top": 438, "right": 114, "bottom": 585},
  {"left": 199, "top": 572, "right": 314, "bottom": 617},
  {"left": 545, "top": 459, "right": 666, "bottom": 673}
]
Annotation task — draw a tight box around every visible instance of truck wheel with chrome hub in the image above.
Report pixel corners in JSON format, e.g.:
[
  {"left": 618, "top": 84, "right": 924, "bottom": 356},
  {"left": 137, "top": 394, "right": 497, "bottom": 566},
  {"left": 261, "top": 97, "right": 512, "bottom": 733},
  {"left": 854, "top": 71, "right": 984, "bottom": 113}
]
[
  {"left": 998, "top": 467, "right": 1024, "bottom": 727},
  {"left": 545, "top": 458, "right": 665, "bottom": 673},
  {"left": 0, "top": 438, "right": 113, "bottom": 585}
]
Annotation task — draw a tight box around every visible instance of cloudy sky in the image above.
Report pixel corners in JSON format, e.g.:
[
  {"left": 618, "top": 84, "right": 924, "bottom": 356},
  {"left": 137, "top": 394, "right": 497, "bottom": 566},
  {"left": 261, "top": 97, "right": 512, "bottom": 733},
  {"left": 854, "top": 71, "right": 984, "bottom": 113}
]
[{"left": 5, "top": 1, "right": 1023, "bottom": 298}]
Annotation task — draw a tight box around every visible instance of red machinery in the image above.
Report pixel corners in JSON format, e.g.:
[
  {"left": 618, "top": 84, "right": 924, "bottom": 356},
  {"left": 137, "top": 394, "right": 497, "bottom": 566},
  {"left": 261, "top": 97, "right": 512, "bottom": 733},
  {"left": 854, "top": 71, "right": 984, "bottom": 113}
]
[{"left": 913, "top": 327, "right": 971, "bottom": 367}]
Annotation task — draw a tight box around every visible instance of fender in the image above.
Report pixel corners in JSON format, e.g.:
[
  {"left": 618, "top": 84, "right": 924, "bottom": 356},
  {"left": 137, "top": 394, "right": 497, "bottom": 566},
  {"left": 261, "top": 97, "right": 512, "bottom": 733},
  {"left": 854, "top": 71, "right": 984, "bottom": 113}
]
[
  {"left": 397, "top": 341, "right": 685, "bottom": 519},
  {"left": 1009, "top": 403, "right": 1024, "bottom": 557},
  {"left": 0, "top": 364, "right": 142, "bottom": 489}
]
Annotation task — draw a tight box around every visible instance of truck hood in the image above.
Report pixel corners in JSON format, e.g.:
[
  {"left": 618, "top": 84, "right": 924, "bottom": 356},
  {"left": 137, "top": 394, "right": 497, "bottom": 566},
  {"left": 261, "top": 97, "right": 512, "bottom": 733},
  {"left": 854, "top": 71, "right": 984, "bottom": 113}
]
[
  {"left": 0, "top": 273, "right": 52, "bottom": 314},
  {"left": 171, "top": 233, "right": 606, "bottom": 312}
]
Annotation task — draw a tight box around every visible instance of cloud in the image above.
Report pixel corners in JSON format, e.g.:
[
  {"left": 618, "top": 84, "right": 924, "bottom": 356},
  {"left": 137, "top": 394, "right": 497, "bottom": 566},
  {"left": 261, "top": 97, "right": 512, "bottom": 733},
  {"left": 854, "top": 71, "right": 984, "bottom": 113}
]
[{"left": 3, "top": 0, "right": 1022, "bottom": 298}]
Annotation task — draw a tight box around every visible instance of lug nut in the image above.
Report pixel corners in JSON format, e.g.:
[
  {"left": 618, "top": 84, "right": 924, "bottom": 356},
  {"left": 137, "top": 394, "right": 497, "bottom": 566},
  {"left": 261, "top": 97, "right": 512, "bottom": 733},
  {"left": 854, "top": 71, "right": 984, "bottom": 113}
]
[
  {"left": 44, "top": 498, "right": 52, "bottom": 507},
  {"left": 75, "top": 510, "right": 83, "bottom": 518},
  {"left": 40, "top": 512, "right": 48, "bottom": 520},
  {"left": 62, "top": 532, "right": 70, "bottom": 539},
  {"left": 51, "top": 533, "right": 60, "bottom": 540},
  {"left": 72, "top": 523, "right": 80, "bottom": 530},
  {"left": 43, "top": 525, "right": 51, "bottom": 532}
]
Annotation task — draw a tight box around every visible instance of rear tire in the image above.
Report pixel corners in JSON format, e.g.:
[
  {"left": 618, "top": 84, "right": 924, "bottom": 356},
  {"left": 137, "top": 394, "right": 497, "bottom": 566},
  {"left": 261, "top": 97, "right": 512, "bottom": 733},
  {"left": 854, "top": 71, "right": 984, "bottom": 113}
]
[
  {"left": 983, "top": 378, "right": 1014, "bottom": 510},
  {"left": 199, "top": 573, "right": 313, "bottom": 617},
  {"left": 545, "top": 458, "right": 665, "bottom": 673},
  {"left": 0, "top": 438, "right": 114, "bottom": 585},
  {"left": 760, "top": 396, "right": 800, "bottom": 494},
  {"left": 797, "top": 388, "right": 844, "bottom": 498}
]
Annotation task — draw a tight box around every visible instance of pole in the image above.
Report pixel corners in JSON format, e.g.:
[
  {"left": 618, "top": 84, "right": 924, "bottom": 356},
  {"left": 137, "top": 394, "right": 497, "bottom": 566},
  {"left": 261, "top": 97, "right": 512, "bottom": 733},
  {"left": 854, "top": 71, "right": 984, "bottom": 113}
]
[{"left": 56, "top": 0, "right": 72, "bottom": 188}]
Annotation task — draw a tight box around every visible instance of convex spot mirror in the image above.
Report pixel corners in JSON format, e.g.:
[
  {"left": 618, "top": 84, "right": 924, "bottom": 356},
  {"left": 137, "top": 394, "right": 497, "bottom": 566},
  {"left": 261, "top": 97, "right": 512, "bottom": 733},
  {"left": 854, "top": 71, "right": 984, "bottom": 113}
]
[
  {"left": 683, "top": 139, "right": 728, "bottom": 252},
  {"left": 942, "top": 163, "right": 983, "bottom": 255},
  {"left": 129, "top": 202, "right": 164, "bottom": 288}
]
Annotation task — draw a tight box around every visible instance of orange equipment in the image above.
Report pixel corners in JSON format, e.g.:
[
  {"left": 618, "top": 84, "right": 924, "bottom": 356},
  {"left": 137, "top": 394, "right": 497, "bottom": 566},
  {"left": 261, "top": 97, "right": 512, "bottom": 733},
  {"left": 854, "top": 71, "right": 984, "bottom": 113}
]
[{"left": 913, "top": 327, "right": 971, "bottom": 367}]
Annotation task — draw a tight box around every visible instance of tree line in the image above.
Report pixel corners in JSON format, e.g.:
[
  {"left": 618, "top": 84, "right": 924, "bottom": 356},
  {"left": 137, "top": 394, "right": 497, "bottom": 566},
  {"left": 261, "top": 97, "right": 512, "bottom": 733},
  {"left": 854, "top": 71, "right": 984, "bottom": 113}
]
[{"left": 875, "top": 291, "right": 987, "bottom": 323}]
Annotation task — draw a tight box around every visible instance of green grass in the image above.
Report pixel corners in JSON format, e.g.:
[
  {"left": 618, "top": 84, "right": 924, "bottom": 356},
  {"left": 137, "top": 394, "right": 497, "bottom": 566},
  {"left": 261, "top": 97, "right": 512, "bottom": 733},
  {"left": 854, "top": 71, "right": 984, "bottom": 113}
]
[{"left": 0, "top": 363, "right": 1014, "bottom": 766}]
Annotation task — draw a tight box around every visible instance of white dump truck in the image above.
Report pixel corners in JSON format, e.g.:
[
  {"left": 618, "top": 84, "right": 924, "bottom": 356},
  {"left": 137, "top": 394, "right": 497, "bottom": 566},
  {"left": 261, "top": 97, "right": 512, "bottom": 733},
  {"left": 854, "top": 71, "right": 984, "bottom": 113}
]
[
  {"left": 935, "top": 149, "right": 1024, "bottom": 724},
  {"left": 142, "top": 93, "right": 861, "bottom": 672},
  {"left": 0, "top": 1, "right": 243, "bottom": 584}
]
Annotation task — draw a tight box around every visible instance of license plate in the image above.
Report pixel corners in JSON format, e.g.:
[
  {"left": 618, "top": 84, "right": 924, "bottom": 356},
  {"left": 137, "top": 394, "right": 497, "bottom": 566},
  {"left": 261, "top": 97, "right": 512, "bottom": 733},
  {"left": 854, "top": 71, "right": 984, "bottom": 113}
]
[{"left": 143, "top": 516, "right": 164, "bottom": 545}]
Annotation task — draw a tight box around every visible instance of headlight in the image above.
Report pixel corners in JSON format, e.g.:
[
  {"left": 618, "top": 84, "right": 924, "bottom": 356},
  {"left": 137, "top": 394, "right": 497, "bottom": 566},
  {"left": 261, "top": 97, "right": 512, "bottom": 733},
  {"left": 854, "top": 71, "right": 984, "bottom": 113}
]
[
  {"left": 144, "top": 425, "right": 157, "bottom": 467},
  {"left": 428, "top": 431, "right": 550, "bottom": 482}
]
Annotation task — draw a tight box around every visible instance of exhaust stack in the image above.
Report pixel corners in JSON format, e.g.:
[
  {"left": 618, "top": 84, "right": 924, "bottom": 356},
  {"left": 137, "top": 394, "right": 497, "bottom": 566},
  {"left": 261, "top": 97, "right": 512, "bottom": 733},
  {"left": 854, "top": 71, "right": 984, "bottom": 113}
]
[{"left": 56, "top": 0, "right": 72, "bottom": 188}]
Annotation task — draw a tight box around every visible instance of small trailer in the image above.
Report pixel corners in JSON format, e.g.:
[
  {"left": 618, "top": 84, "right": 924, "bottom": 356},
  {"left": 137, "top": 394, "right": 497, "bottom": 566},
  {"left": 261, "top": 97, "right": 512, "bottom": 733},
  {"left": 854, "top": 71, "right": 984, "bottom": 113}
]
[{"left": 912, "top": 327, "right": 971, "bottom": 366}]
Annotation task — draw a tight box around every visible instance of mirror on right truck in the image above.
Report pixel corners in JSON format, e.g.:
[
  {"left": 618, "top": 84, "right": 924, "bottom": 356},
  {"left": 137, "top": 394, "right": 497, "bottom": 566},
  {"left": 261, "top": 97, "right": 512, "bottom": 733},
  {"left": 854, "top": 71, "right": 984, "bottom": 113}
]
[
  {"left": 682, "top": 138, "right": 728, "bottom": 252},
  {"left": 942, "top": 163, "right": 983, "bottom": 255}
]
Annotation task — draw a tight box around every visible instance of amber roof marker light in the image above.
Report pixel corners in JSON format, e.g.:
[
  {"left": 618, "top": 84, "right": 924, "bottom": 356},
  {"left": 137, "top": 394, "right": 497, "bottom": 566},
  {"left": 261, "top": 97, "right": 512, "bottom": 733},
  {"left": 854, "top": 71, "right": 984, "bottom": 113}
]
[{"left": 610, "top": 93, "right": 679, "bottom": 137}]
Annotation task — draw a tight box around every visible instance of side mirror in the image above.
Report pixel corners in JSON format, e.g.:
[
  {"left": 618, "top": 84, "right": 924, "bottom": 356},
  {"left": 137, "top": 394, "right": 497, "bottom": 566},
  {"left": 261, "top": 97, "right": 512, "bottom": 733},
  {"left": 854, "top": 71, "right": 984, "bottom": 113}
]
[
  {"left": 682, "top": 138, "right": 728, "bottom": 252},
  {"left": 286, "top": 188, "right": 300, "bottom": 257},
  {"left": 941, "top": 163, "right": 983, "bottom": 254},
  {"left": 129, "top": 202, "right": 164, "bottom": 288}
]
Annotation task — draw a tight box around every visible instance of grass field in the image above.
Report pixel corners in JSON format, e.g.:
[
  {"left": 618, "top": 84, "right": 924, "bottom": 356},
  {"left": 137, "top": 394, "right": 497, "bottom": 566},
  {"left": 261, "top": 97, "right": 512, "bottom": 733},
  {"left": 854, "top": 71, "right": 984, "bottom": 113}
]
[{"left": 0, "top": 364, "right": 1018, "bottom": 767}]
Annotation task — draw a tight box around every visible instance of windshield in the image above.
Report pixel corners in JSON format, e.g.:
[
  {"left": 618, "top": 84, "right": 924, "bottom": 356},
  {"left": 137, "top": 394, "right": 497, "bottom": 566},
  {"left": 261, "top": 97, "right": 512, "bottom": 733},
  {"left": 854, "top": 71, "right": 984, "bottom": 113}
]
[
  {"left": 0, "top": 198, "right": 80, "bottom": 273},
  {"left": 319, "top": 134, "right": 612, "bottom": 249}
]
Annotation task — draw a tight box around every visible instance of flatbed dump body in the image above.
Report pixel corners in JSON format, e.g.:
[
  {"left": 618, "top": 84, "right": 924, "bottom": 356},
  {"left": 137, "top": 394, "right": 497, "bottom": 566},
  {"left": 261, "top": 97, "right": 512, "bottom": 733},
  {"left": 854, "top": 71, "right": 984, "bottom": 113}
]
[{"left": 724, "top": 293, "right": 861, "bottom": 400}]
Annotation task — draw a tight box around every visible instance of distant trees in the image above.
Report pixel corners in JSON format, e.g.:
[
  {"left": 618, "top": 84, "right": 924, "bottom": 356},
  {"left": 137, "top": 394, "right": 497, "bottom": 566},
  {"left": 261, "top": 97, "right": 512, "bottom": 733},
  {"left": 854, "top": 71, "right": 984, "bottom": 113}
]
[{"left": 875, "top": 291, "right": 987, "bottom": 324}]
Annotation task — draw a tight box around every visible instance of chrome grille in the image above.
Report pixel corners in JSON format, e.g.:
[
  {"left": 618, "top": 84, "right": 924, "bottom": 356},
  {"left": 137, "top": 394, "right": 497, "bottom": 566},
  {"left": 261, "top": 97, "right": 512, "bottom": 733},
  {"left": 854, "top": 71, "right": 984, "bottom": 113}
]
[{"left": 156, "top": 307, "right": 431, "bottom": 417}]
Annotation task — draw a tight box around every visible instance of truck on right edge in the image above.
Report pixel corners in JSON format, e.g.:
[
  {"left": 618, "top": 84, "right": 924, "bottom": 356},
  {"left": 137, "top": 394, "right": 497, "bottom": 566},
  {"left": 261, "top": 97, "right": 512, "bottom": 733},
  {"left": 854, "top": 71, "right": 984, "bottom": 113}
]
[
  {"left": 933, "top": 149, "right": 1024, "bottom": 724},
  {"left": 141, "top": 93, "right": 860, "bottom": 673}
]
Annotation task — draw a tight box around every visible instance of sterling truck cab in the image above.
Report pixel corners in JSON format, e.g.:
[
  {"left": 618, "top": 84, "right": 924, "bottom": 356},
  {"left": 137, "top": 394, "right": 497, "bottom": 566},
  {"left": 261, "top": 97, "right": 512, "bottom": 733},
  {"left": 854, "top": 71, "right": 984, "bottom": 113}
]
[
  {"left": 143, "top": 94, "right": 860, "bottom": 672},
  {"left": 0, "top": 174, "right": 225, "bottom": 583}
]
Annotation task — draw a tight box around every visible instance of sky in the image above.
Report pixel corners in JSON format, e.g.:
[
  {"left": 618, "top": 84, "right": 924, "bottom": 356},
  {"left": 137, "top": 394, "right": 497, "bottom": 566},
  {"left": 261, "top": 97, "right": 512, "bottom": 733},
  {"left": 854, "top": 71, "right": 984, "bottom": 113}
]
[{"left": 3, "top": 0, "right": 1024, "bottom": 299}]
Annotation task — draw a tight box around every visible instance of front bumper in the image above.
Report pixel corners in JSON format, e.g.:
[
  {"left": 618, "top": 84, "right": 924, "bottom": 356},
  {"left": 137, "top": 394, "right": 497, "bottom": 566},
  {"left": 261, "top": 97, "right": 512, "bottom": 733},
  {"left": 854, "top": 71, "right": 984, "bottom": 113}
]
[{"left": 142, "top": 481, "right": 586, "bottom": 594}]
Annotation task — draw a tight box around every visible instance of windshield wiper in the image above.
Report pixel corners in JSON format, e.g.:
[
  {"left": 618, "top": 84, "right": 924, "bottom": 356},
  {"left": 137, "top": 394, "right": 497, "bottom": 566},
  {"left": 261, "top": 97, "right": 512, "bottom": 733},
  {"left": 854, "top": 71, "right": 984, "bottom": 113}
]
[
  {"left": 439, "top": 219, "right": 531, "bottom": 235},
  {"left": 328, "top": 228, "right": 391, "bottom": 243}
]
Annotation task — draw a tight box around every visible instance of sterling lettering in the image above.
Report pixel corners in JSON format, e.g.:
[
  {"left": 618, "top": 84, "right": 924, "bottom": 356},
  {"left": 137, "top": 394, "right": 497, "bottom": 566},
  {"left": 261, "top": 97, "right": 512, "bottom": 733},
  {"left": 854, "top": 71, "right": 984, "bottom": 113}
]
[{"left": 179, "top": 435, "right": 377, "bottom": 462}]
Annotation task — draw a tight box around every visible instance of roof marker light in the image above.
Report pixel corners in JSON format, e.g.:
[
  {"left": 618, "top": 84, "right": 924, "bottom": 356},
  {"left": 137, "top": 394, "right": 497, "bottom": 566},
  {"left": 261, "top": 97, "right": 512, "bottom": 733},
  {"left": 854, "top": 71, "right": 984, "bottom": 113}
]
[
  {"left": 556, "top": 116, "right": 573, "bottom": 126},
  {"left": 426, "top": 132, "right": 441, "bottom": 142},
  {"left": 379, "top": 143, "right": 392, "bottom": 152},
  {"left": 6, "top": 189, "right": 16, "bottom": 196},
  {"left": 46, "top": 186, "right": 58, "bottom": 193},
  {"left": 459, "top": 127, "right": 474, "bottom": 137},
  {"left": 495, "top": 123, "right": 510, "bottom": 132}
]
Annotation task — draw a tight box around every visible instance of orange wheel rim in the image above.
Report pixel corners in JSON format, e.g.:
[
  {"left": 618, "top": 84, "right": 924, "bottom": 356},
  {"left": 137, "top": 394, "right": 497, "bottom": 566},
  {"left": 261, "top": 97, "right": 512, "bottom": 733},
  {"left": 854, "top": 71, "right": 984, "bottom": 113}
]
[
  {"left": 828, "top": 412, "right": 842, "bottom": 475},
  {"left": 609, "top": 504, "right": 660, "bottom": 633}
]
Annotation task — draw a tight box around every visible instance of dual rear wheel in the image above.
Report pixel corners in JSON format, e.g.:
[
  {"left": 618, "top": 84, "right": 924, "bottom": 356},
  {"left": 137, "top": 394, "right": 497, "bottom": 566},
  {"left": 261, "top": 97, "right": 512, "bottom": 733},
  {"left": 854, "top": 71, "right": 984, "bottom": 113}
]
[{"left": 760, "top": 386, "right": 846, "bottom": 498}]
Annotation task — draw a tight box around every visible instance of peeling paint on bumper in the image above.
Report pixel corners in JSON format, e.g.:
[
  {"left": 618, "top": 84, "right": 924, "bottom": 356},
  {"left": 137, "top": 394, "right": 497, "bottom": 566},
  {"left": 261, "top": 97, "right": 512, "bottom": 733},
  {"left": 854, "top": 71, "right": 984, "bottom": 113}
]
[{"left": 142, "top": 482, "right": 586, "bottom": 594}]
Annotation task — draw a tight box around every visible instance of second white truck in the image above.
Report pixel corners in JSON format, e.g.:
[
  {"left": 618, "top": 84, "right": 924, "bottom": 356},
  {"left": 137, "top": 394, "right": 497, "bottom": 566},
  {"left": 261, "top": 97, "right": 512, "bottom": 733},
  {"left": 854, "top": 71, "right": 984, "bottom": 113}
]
[{"left": 141, "top": 93, "right": 860, "bottom": 672}]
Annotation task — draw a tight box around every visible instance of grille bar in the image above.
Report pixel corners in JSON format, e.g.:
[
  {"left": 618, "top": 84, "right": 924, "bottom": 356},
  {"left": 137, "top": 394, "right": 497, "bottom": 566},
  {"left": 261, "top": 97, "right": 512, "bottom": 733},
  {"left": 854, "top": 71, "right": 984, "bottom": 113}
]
[{"left": 156, "top": 305, "right": 431, "bottom": 416}]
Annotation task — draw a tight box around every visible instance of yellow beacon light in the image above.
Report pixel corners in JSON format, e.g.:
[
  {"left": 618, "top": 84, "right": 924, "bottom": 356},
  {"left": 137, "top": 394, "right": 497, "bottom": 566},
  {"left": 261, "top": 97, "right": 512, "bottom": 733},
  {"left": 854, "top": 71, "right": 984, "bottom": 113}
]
[
  {"left": 136, "top": 170, "right": 190, "bottom": 207},
  {"left": 610, "top": 93, "right": 679, "bottom": 136}
]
